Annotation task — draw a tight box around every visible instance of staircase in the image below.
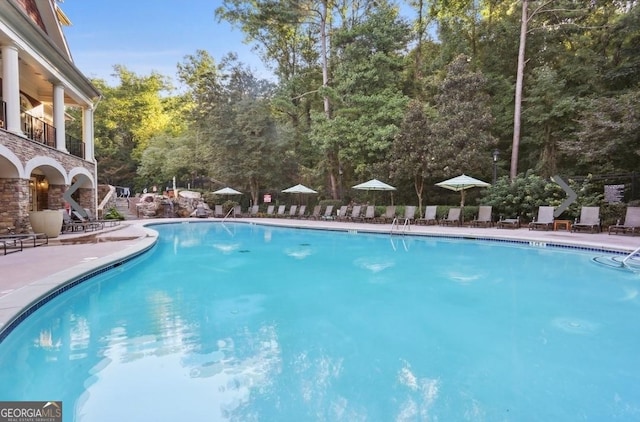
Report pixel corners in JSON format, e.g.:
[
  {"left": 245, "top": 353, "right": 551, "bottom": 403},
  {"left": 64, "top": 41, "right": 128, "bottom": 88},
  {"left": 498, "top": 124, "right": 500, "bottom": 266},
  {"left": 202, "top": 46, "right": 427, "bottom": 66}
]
[{"left": 114, "top": 197, "right": 138, "bottom": 220}]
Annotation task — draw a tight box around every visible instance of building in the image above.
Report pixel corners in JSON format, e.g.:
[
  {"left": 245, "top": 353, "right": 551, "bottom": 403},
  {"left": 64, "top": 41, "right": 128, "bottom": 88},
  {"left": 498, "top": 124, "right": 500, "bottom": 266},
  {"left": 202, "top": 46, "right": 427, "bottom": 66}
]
[{"left": 0, "top": 0, "right": 100, "bottom": 233}]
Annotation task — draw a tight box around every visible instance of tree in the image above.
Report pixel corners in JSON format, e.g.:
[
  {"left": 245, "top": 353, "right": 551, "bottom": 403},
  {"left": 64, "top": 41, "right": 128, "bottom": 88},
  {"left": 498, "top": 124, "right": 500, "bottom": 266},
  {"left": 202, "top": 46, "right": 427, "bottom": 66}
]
[
  {"left": 312, "top": 1, "right": 410, "bottom": 182},
  {"left": 566, "top": 89, "right": 640, "bottom": 175},
  {"left": 92, "top": 66, "right": 174, "bottom": 189},
  {"left": 432, "top": 54, "right": 496, "bottom": 177},
  {"left": 179, "top": 54, "right": 289, "bottom": 205},
  {"left": 521, "top": 65, "right": 576, "bottom": 178},
  {"left": 389, "top": 100, "right": 439, "bottom": 215}
]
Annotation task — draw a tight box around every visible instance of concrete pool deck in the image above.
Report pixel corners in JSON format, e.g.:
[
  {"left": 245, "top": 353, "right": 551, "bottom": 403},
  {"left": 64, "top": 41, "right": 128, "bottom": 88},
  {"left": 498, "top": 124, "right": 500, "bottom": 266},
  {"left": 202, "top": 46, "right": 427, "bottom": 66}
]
[{"left": 1, "top": 217, "right": 639, "bottom": 334}]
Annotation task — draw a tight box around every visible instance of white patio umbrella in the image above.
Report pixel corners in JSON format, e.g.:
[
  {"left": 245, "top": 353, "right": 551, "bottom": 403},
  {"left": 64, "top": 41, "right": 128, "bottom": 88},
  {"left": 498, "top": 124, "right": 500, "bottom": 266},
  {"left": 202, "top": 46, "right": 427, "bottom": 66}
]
[
  {"left": 352, "top": 178, "right": 397, "bottom": 205},
  {"left": 213, "top": 187, "right": 242, "bottom": 195},
  {"left": 282, "top": 184, "right": 318, "bottom": 194},
  {"left": 435, "top": 174, "right": 490, "bottom": 207},
  {"left": 282, "top": 184, "right": 318, "bottom": 204}
]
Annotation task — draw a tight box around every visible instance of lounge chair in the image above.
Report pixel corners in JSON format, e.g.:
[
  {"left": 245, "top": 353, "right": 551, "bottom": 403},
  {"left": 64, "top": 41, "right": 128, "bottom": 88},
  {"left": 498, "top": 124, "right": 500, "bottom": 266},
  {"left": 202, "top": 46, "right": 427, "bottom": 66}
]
[
  {"left": 377, "top": 205, "right": 396, "bottom": 224},
  {"left": 497, "top": 217, "right": 520, "bottom": 229},
  {"left": 358, "top": 205, "right": 376, "bottom": 223},
  {"left": 609, "top": 207, "right": 640, "bottom": 235},
  {"left": 0, "top": 232, "right": 48, "bottom": 248},
  {"left": 62, "top": 212, "right": 99, "bottom": 233},
  {"left": 0, "top": 238, "right": 23, "bottom": 255},
  {"left": 296, "top": 205, "right": 307, "bottom": 218},
  {"left": 84, "top": 208, "right": 120, "bottom": 227},
  {"left": 399, "top": 205, "right": 417, "bottom": 224},
  {"left": 286, "top": 205, "right": 298, "bottom": 218},
  {"left": 72, "top": 211, "right": 104, "bottom": 230},
  {"left": 529, "top": 206, "right": 555, "bottom": 231},
  {"left": 571, "top": 206, "right": 601, "bottom": 233},
  {"left": 471, "top": 206, "right": 493, "bottom": 228},
  {"left": 276, "top": 205, "right": 286, "bottom": 217},
  {"left": 416, "top": 206, "right": 437, "bottom": 225},
  {"left": 440, "top": 208, "right": 461, "bottom": 226},
  {"left": 233, "top": 205, "right": 242, "bottom": 217},
  {"left": 345, "top": 205, "right": 362, "bottom": 221},
  {"left": 194, "top": 203, "right": 210, "bottom": 218},
  {"left": 265, "top": 205, "right": 275, "bottom": 217},
  {"left": 213, "top": 205, "right": 225, "bottom": 218},
  {"left": 246, "top": 205, "right": 259, "bottom": 217},
  {"left": 306, "top": 205, "right": 321, "bottom": 219},
  {"left": 335, "top": 205, "right": 348, "bottom": 221},
  {"left": 320, "top": 205, "right": 335, "bottom": 220}
]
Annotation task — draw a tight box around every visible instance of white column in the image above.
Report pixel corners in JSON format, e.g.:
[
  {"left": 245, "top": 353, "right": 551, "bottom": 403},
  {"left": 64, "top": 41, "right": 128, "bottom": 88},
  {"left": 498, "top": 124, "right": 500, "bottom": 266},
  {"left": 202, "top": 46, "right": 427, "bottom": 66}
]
[
  {"left": 53, "top": 83, "right": 67, "bottom": 152},
  {"left": 1, "top": 44, "right": 22, "bottom": 134},
  {"left": 82, "top": 106, "right": 95, "bottom": 162}
]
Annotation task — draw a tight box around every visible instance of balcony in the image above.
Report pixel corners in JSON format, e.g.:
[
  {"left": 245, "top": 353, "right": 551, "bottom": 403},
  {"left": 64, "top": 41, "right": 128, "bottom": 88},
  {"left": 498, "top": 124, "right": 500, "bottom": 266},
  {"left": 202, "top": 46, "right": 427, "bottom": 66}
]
[{"left": 1, "top": 100, "right": 85, "bottom": 159}]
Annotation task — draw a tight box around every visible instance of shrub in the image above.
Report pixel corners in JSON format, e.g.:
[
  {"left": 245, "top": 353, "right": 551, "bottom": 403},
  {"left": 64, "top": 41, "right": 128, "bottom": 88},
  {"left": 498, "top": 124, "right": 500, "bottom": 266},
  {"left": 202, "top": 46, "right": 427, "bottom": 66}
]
[
  {"left": 479, "top": 171, "right": 605, "bottom": 223},
  {"left": 103, "top": 207, "right": 125, "bottom": 220}
]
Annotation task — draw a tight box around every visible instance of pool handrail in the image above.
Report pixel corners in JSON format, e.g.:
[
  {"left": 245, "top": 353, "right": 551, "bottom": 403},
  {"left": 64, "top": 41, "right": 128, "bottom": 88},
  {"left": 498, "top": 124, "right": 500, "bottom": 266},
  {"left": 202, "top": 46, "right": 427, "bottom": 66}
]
[{"left": 621, "top": 245, "right": 640, "bottom": 270}]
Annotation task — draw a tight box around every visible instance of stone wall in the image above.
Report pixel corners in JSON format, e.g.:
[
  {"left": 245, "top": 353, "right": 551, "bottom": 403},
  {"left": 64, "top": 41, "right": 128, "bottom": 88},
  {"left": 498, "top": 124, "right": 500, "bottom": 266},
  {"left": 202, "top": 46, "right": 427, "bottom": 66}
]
[
  {"left": 0, "top": 130, "right": 97, "bottom": 233},
  {"left": 0, "top": 131, "right": 94, "bottom": 174},
  {"left": 48, "top": 184, "right": 65, "bottom": 210},
  {"left": 0, "top": 178, "right": 30, "bottom": 233}
]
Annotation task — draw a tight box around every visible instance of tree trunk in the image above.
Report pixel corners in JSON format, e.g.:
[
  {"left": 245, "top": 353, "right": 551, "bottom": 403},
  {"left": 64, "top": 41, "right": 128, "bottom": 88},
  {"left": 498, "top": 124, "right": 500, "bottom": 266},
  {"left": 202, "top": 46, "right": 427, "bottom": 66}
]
[
  {"left": 320, "top": 0, "right": 339, "bottom": 200},
  {"left": 511, "top": 0, "right": 528, "bottom": 180},
  {"left": 414, "top": 175, "right": 424, "bottom": 218}
]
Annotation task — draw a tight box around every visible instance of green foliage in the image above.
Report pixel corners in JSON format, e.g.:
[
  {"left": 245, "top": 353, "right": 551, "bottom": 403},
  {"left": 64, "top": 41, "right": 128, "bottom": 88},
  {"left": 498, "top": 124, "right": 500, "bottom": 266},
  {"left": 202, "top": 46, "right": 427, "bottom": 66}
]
[
  {"left": 92, "top": 66, "right": 177, "bottom": 188},
  {"left": 222, "top": 200, "right": 239, "bottom": 214},
  {"left": 319, "top": 199, "right": 343, "bottom": 209},
  {"left": 565, "top": 90, "right": 640, "bottom": 175},
  {"left": 103, "top": 208, "right": 125, "bottom": 221},
  {"left": 480, "top": 172, "right": 608, "bottom": 222},
  {"left": 432, "top": 54, "right": 496, "bottom": 177},
  {"left": 87, "top": 1, "right": 640, "bottom": 205},
  {"left": 480, "top": 172, "right": 564, "bottom": 222}
]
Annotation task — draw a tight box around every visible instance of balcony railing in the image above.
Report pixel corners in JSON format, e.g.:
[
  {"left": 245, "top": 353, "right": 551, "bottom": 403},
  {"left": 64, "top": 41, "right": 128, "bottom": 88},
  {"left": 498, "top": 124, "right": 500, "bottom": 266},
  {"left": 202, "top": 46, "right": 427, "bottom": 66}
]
[
  {"left": 0, "top": 101, "right": 85, "bottom": 160},
  {"left": 23, "top": 113, "right": 56, "bottom": 149},
  {"left": 66, "top": 133, "right": 85, "bottom": 158}
]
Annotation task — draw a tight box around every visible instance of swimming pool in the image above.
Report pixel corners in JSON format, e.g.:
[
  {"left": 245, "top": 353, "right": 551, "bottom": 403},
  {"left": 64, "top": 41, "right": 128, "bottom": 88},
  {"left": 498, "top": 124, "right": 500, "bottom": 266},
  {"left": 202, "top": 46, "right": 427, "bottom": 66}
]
[{"left": 0, "top": 222, "right": 639, "bottom": 421}]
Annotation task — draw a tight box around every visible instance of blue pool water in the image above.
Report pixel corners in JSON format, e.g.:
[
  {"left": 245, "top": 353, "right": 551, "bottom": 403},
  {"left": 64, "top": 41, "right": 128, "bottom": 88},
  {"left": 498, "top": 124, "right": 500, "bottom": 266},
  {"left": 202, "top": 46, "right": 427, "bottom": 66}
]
[{"left": 0, "top": 222, "right": 639, "bottom": 421}]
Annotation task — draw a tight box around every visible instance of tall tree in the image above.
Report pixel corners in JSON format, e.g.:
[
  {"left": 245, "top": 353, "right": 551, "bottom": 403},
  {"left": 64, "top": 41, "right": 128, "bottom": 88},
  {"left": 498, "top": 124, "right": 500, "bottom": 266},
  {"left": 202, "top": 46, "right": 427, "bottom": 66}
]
[
  {"left": 179, "top": 54, "right": 289, "bottom": 204},
  {"left": 312, "top": 1, "right": 410, "bottom": 181},
  {"left": 566, "top": 89, "right": 640, "bottom": 175},
  {"left": 433, "top": 54, "right": 496, "bottom": 177},
  {"left": 390, "top": 100, "right": 439, "bottom": 214},
  {"left": 521, "top": 66, "right": 576, "bottom": 178},
  {"left": 92, "top": 66, "right": 173, "bottom": 189}
]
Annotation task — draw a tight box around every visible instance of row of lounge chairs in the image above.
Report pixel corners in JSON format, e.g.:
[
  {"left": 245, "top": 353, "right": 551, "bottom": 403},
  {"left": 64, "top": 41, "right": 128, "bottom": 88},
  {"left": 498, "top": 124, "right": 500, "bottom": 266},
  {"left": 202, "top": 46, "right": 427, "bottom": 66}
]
[
  {"left": 62, "top": 209, "right": 120, "bottom": 233},
  {"left": 231, "top": 204, "right": 479, "bottom": 226},
  {"left": 226, "top": 203, "right": 640, "bottom": 235},
  {"left": 526, "top": 205, "right": 640, "bottom": 235}
]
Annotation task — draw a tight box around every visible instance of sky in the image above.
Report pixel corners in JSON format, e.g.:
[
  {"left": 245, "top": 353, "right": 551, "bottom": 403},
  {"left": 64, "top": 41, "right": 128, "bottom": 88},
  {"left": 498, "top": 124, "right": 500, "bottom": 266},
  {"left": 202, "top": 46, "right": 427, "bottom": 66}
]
[{"left": 60, "top": 0, "right": 272, "bottom": 87}]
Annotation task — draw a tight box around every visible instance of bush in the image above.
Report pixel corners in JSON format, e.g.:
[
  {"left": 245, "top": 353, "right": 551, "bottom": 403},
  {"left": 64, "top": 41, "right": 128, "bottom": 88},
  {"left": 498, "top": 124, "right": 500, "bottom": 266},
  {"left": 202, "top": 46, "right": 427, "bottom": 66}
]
[
  {"left": 103, "top": 207, "right": 125, "bottom": 220},
  {"left": 479, "top": 171, "right": 605, "bottom": 223},
  {"left": 222, "top": 200, "right": 239, "bottom": 214}
]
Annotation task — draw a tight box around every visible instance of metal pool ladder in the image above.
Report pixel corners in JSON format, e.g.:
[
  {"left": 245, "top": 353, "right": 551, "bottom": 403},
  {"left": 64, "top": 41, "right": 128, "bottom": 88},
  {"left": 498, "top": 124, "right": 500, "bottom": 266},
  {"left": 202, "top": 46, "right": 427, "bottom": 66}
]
[
  {"left": 222, "top": 207, "right": 234, "bottom": 223},
  {"left": 621, "top": 245, "right": 640, "bottom": 270},
  {"left": 390, "top": 217, "right": 410, "bottom": 235}
]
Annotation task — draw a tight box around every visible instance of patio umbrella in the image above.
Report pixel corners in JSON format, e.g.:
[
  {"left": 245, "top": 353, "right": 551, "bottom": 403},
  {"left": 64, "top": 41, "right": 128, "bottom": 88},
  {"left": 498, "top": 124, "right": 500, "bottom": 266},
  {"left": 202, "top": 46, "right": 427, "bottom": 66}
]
[
  {"left": 282, "top": 184, "right": 318, "bottom": 204},
  {"left": 282, "top": 184, "right": 318, "bottom": 194},
  {"left": 213, "top": 187, "right": 242, "bottom": 195},
  {"left": 352, "top": 178, "right": 397, "bottom": 205},
  {"left": 435, "top": 174, "right": 490, "bottom": 207}
]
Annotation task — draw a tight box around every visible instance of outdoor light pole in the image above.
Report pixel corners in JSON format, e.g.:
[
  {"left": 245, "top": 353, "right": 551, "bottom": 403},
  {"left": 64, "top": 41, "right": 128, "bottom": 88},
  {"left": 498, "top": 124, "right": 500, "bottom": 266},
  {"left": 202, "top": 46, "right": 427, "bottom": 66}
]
[
  {"left": 492, "top": 149, "right": 500, "bottom": 184},
  {"left": 338, "top": 166, "right": 344, "bottom": 199}
]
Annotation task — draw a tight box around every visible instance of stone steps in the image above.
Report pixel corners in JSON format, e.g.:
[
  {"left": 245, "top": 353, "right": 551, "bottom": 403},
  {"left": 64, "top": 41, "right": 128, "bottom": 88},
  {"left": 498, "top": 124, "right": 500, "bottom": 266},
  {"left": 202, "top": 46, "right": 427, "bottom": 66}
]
[{"left": 114, "top": 197, "right": 138, "bottom": 220}]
